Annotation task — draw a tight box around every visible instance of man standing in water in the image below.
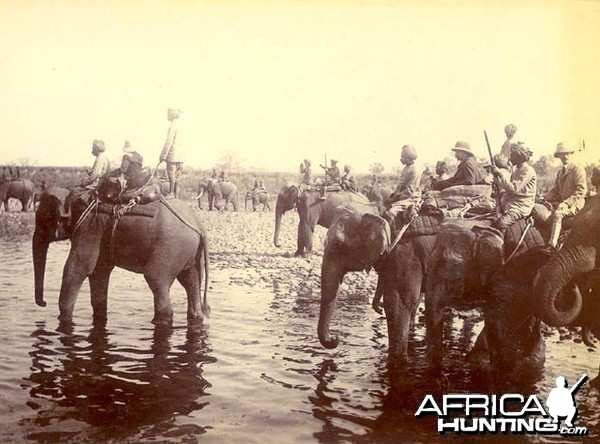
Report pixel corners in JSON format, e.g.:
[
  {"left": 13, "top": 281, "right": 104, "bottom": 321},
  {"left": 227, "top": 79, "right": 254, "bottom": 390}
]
[{"left": 159, "top": 107, "right": 183, "bottom": 198}]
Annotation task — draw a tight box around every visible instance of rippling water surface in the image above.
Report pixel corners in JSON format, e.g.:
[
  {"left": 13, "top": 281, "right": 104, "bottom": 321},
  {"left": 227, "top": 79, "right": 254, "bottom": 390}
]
[{"left": 1, "top": 210, "right": 598, "bottom": 443}]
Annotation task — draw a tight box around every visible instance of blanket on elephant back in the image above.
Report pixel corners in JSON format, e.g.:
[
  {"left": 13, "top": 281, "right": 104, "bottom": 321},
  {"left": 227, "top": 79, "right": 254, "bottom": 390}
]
[
  {"left": 401, "top": 215, "right": 442, "bottom": 238},
  {"left": 422, "top": 184, "right": 495, "bottom": 214},
  {"left": 97, "top": 200, "right": 159, "bottom": 218},
  {"left": 503, "top": 218, "right": 547, "bottom": 258}
]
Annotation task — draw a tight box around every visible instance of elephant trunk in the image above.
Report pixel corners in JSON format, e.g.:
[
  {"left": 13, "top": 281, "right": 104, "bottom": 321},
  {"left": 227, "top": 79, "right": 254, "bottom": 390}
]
[
  {"left": 274, "top": 200, "right": 285, "bottom": 248},
  {"left": 318, "top": 256, "right": 343, "bottom": 349},
  {"left": 32, "top": 229, "right": 49, "bottom": 307},
  {"left": 534, "top": 245, "right": 595, "bottom": 326}
]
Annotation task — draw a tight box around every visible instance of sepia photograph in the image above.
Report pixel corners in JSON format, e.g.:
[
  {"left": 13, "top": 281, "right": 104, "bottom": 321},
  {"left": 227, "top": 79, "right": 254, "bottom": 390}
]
[{"left": 1, "top": 0, "right": 599, "bottom": 442}]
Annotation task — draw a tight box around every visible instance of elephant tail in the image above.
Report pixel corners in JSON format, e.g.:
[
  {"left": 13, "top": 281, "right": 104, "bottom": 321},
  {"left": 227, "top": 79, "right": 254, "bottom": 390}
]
[{"left": 198, "top": 233, "right": 210, "bottom": 317}]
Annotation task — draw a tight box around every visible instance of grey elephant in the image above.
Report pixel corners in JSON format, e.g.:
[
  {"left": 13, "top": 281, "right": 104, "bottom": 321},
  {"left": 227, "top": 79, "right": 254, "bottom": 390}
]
[
  {"left": 361, "top": 183, "right": 392, "bottom": 204},
  {"left": 423, "top": 219, "right": 548, "bottom": 373},
  {"left": 198, "top": 178, "right": 238, "bottom": 211},
  {"left": 274, "top": 185, "right": 370, "bottom": 256},
  {"left": 33, "top": 186, "right": 210, "bottom": 326},
  {"left": 534, "top": 195, "right": 600, "bottom": 386},
  {"left": 317, "top": 203, "right": 442, "bottom": 374},
  {"left": 245, "top": 190, "right": 270, "bottom": 212},
  {"left": 0, "top": 177, "right": 35, "bottom": 211}
]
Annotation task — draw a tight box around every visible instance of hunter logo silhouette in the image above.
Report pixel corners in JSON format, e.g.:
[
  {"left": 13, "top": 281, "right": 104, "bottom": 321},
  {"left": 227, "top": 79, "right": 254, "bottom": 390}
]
[{"left": 546, "top": 374, "right": 588, "bottom": 428}]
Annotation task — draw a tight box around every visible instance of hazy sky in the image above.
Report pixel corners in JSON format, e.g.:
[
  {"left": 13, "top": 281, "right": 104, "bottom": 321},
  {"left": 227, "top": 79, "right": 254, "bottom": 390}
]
[{"left": 1, "top": 0, "right": 599, "bottom": 173}]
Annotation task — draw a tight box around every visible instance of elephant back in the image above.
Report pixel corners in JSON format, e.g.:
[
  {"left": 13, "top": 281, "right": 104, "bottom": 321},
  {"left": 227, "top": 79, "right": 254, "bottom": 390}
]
[
  {"left": 402, "top": 215, "right": 442, "bottom": 238},
  {"left": 504, "top": 218, "right": 547, "bottom": 259}
]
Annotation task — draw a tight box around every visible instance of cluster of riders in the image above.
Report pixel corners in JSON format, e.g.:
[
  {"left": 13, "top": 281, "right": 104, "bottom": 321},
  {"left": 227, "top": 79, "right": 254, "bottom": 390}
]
[
  {"left": 297, "top": 124, "right": 598, "bottom": 251},
  {"left": 79, "top": 107, "right": 183, "bottom": 203}
]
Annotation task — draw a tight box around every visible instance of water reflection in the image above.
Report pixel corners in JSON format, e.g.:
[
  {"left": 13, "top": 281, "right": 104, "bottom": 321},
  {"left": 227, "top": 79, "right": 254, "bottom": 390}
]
[{"left": 23, "top": 321, "right": 215, "bottom": 442}]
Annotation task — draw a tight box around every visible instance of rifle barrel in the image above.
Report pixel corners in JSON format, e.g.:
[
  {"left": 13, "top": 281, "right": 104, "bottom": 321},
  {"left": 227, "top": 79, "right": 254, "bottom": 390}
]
[{"left": 569, "top": 374, "right": 588, "bottom": 394}]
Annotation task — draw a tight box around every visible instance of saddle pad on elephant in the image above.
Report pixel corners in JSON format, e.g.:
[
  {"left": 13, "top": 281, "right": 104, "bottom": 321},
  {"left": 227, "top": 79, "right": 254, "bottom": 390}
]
[
  {"left": 439, "top": 184, "right": 492, "bottom": 198},
  {"left": 503, "top": 218, "right": 547, "bottom": 258},
  {"left": 97, "top": 200, "right": 159, "bottom": 218},
  {"left": 402, "top": 215, "right": 441, "bottom": 238}
]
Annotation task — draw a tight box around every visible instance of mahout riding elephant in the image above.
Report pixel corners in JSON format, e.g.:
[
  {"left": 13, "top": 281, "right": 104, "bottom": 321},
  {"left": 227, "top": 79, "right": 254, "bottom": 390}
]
[
  {"left": 317, "top": 204, "right": 442, "bottom": 374},
  {"left": 32, "top": 186, "right": 210, "bottom": 326},
  {"left": 245, "top": 190, "right": 270, "bottom": 212},
  {"left": 534, "top": 195, "right": 600, "bottom": 386},
  {"left": 423, "top": 219, "right": 549, "bottom": 374},
  {"left": 198, "top": 178, "right": 238, "bottom": 211},
  {"left": 0, "top": 177, "right": 35, "bottom": 211},
  {"left": 273, "top": 185, "right": 369, "bottom": 256}
]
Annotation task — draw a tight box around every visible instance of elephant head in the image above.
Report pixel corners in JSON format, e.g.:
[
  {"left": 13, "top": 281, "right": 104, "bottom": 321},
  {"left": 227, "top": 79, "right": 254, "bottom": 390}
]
[
  {"left": 318, "top": 206, "right": 390, "bottom": 349},
  {"left": 534, "top": 196, "right": 600, "bottom": 326},
  {"left": 424, "top": 222, "right": 505, "bottom": 366},
  {"left": 427, "top": 222, "right": 504, "bottom": 303},
  {"left": 273, "top": 185, "right": 299, "bottom": 247},
  {"left": 32, "top": 186, "right": 73, "bottom": 307}
]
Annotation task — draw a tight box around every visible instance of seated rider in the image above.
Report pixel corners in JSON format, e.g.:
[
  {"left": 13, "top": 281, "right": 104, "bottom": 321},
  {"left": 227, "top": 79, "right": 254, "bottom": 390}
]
[
  {"left": 340, "top": 165, "right": 358, "bottom": 192},
  {"left": 542, "top": 142, "right": 587, "bottom": 249},
  {"left": 321, "top": 159, "right": 341, "bottom": 185},
  {"left": 319, "top": 159, "right": 341, "bottom": 198},
  {"left": 117, "top": 140, "right": 145, "bottom": 189},
  {"left": 385, "top": 144, "right": 422, "bottom": 219},
  {"left": 81, "top": 139, "right": 111, "bottom": 188},
  {"left": 431, "top": 141, "right": 486, "bottom": 191},
  {"left": 219, "top": 170, "right": 227, "bottom": 182},
  {"left": 491, "top": 143, "right": 536, "bottom": 230},
  {"left": 299, "top": 159, "right": 312, "bottom": 188}
]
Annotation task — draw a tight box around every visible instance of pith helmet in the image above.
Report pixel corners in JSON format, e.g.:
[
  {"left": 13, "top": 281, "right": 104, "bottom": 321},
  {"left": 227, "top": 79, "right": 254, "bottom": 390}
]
[
  {"left": 168, "top": 108, "right": 182, "bottom": 120},
  {"left": 123, "top": 140, "right": 134, "bottom": 153},
  {"left": 554, "top": 142, "right": 575, "bottom": 158},
  {"left": 451, "top": 141, "right": 474, "bottom": 156}
]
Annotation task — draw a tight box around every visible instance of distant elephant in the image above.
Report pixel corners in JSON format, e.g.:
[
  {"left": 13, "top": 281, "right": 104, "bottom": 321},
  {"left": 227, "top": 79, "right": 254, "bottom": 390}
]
[
  {"left": 195, "top": 179, "right": 209, "bottom": 210},
  {"left": 199, "top": 179, "right": 238, "bottom": 211},
  {"left": 534, "top": 195, "right": 600, "bottom": 386},
  {"left": 317, "top": 206, "right": 442, "bottom": 374},
  {"left": 245, "top": 190, "right": 270, "bottom": 212},
  {"left": 361, "top": 183, "right": 393, "bottom": 203},
  {"left": 32, "top": 186, "right": 210, "bottom": 326},
  {"left": 0, "top": 177, "right": 35, "bottom": 211},
  {"left": 273, "top": 185, "right": 370, "bottom": 256},
  {"left": 424, "top": 219, "right": 548, "bottom": 372}
]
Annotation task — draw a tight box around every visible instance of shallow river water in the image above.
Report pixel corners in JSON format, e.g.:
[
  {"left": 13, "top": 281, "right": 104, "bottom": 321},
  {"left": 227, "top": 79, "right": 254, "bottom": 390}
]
[{"left": 0, "top": 210, "right": 599, "bottom": 443}]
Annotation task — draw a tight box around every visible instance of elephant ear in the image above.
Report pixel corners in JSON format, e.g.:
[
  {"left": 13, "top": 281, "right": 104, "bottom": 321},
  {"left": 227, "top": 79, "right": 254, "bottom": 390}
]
[
  {"left": 472, "top": 226, "right": 504, "bottom": 286},
  {"left": 359, "top": 213, "right": 390, "bottom": 272}
]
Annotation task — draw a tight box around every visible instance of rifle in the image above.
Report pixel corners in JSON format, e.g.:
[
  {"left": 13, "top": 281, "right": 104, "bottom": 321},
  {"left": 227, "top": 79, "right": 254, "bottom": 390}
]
[
  {"left": 569, "top": 374, "right": 588, "bottom": 395},
  {"left": 484, "top": 130, "right": 502, "bottom": 215}
]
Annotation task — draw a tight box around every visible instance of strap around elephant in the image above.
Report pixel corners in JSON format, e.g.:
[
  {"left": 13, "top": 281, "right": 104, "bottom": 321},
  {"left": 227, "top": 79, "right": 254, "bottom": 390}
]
[
  {"left": 158, "top": 196, "right": 203, "bottom": 237},
  {"left": 72, "top": 197, "right": 99, "bottom": 234}
]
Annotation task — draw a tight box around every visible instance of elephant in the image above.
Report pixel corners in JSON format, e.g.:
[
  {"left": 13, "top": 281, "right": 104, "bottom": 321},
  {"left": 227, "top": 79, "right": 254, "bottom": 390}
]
[
  {"left": 317, "top": 203, "right": 442, "bottom": 374},
  {"left": 245, "top": 190, "right": 270, "bottom": 212},
  {"left": 273, "top": 185, "right": 370, "bottom": 256},
  {"left": 361, "top": 183, "right": 393, "bottom": 204},
  {"left": 198, "top": 178, "right": 238, "bottom": 211},
  {"left": 0, "top": 177, "right": 35, "bottom": 211},
  {"left": 534, "top": 195, "right": 600, "bottom": 386},
  {"left": 423, "top": 219, "right": 549, "bottom": 373},
  {"left": 32, "top": 185, "right": 210, "bottom": 326}
]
